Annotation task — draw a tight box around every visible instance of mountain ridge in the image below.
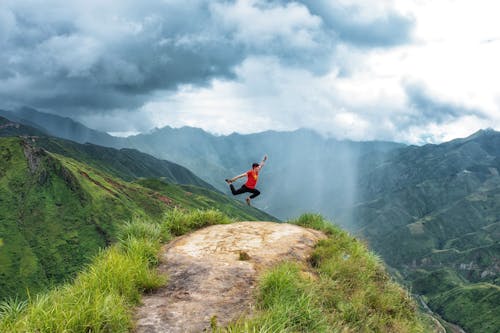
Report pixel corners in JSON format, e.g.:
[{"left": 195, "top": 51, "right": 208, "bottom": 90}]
[
  {"left": 0, "top": 135, "right": 275, "bottom": 301},
  {"left": 0, "top": 108, "right": 121, "bottom": 147},
  {"left": 0, "top": 115, "right": 215, "bottom": 190},
  {"left": 0, "top": 108, "right": 405, "bottom": 220}
]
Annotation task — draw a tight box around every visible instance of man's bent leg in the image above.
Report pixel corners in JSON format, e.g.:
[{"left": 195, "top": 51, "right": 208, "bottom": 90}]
[
  {"left": 230, "top": 184, "right": 248, "bottom": 195},
  {"left": 230, "top": 184, "right": 237, "bottom": 195},
  {"left": 249, "top": 188, "right": 260, "bottom": 199}
]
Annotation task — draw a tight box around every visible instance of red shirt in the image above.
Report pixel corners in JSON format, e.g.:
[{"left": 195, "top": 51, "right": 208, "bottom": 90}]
[{"left": 245, "top": 169, "right": 259, "bottom": 189}]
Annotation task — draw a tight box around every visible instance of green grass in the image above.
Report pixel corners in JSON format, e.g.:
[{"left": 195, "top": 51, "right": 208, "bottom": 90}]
[
  {"left": 225, "top": 214, "right": 428, "bottom": 333},
  {"left": 0, "top": 209, "right": 231, "bottom": 333},
  {"left": 0, "top": 231, "right": 163, "bottom": 332},
  {"left": 164, "top": 207, "right": 231, "bottom": 236},
  {"left": 226, "top": 262, "right": 328, "bottom": 333},
  {"left": 33, "top": 136, "right": 214, "bottom": 189}
]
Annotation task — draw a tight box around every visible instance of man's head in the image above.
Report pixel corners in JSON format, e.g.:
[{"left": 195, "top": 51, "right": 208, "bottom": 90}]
[{"left": 252, "top": 163, "right": 259, "bottom": 170}]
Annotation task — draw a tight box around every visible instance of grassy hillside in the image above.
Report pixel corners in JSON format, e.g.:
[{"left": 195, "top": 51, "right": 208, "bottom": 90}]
[
  {"left": 0, "top": 137, "right": 274, "bottom": 301},
  {"left": 33, "top": 136, "right": 215, "bottom": 189},
  {"left": 1, "top": 213, "right": 430, "bottom": 333},
  {"left": 4, "top": 109, "right": 498, "bottom": 331},
  {"left": 428, "top": 283, "right": 500, "bottom": 333},
  {"left": 350, "top": 129, "right": 500, "bottom": 332},
  {"left": 0, "top": 116, "right": 215, "bottom": 189}
]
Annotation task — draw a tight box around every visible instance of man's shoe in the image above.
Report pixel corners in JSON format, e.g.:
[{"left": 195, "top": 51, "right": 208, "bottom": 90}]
[{"left": 246, "top": 197, "right": 251, "bottom": 206}]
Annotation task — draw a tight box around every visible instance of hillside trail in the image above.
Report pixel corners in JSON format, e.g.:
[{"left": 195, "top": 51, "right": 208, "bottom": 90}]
[{"left": 134, "top": 221, "right": 326, "bottom": 333}]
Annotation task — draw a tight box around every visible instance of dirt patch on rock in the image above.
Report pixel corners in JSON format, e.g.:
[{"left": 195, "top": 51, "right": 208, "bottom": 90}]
[{"left": 134, "top": 222, "right": 325, "bottom": 333}]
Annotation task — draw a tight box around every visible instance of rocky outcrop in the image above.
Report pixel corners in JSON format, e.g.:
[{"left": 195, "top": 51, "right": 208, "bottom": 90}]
[
  {"left": 134, "top": 222, "right": 325, "bottom": 333},
  {"left": 21, "top": 139, "right": 44, "bottom": 174}
]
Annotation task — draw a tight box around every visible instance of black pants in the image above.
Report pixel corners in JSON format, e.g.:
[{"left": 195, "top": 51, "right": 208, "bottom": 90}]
[{"left": 230, "top": 184, "right": 260, "bottom": 199}]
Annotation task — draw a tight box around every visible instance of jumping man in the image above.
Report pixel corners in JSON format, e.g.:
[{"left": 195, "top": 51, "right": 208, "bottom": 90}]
[{"left": 225, "top": 155, "right": 267, "bottom": 206}]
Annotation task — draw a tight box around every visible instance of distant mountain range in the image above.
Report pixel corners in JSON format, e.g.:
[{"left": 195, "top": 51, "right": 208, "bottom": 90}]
[
  {"left": 0, "top": 108, "right": 403, "bottom": 220},
  {"left": 1, "top": 107, "right": 499, "bottom": 332},
  {"left": 0, "top": 108, "right": 120, "bottom": 147}
]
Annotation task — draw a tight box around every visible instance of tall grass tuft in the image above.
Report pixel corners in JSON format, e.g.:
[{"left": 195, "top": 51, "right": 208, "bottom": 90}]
[
  {"left": 119, "top": 218, "right": 164, "bottom": 242},
  {"left": 0, "top": 219, "right": 165, "bottom": 333},
  {"left": 164, "top": 208, "right": 231, "bottom": 236},
  {"left": 289, "top": 212, "right": 340, "bottom": 235},
  {"left": 226, "top": 263, "right": 327, "bottom": 333},
  {"left": 0, "top": 298, "right": 27, "bottom": 327}
]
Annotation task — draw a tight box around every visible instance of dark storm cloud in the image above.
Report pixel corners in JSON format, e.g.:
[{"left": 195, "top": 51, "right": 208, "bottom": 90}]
[
  {"left": 0, "top": 0, "right": 415, "bottom": 117},
  {"left": 0, "top": 1, "right": 245, "bottom": 114},
  {"left": 404, "top": 83, "right": 485, "bottom": 126}
]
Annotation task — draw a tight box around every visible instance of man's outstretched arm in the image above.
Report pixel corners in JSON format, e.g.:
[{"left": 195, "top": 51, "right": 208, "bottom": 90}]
[
  {"left": 229, "top": 173, "right": 247, "bottom": 182},
  {"left": 259, "top": 154, "right": 268, "bottom": 169}
]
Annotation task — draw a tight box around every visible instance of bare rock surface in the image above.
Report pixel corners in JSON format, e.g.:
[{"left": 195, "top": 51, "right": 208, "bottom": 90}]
[{"left": 134, "top": 221, "right": 325, "bottom": 333}]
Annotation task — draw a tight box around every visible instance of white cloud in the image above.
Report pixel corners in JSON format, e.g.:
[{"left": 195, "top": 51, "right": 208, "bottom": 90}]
[
  {"left": 211, "top": 0, "right": 323, "bottom": 49},
  {"left": 137, "top": 56, "right": 403, "bottom": 140}
]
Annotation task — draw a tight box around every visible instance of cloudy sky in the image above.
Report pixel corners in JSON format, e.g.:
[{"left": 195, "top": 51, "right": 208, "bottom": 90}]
[{"left": 1, "top": 0, "right": 499, "bottom": 143}]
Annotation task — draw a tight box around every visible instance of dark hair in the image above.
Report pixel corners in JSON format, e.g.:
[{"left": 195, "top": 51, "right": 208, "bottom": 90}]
[{"left": 252, "top": 163, "right": 259, "bottom": 168}]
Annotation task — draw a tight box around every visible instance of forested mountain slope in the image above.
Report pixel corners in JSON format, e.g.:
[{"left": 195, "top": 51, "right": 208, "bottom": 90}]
[
  {"left": 0, "top": 136, "right": 274, "bottom": 301},
  {"left": 349, "top": 129, "right": 500, "bottom": 332}
]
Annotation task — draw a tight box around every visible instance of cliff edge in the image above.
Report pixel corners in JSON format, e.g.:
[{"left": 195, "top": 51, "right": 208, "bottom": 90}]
[{"left": 134, "top": 222, "right": 325, "bottom": 333}]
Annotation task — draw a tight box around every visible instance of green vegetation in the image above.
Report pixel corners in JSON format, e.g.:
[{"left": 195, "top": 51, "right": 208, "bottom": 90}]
[
  {"left": 227, "top": 262, "right": 328, "bottom": 332},
  {"left": 429, "top": 283, "right": 500, "bottom": 333},
  {"left": 1, "top": 212, "right": 431, "bottom": 333},
  {"left": 349, "top": 130, "right": 500, "bottom": 332},
  {"left": 164, "top": 207, "right": 231, "bottom": 236},
  {"left": 0, "top": 209, "right": 230, "bottom": 333},
  {"left": 0, "top": 135, "right": 177, "bottom": 298},
  {"left": 34, "top": 136, "right": 215, "bottom": 188},
  {"left": 409, "top": 268, "right": 466, "bottom": 296},
  {"left": 226, "top": 214, "right": 428, "bottom": 332},
  {"left": 0, "top": 137, "right": 274, "bottom": 301},
  {"left": 4, "top": 110, "right": 499, "bottom": 331}
]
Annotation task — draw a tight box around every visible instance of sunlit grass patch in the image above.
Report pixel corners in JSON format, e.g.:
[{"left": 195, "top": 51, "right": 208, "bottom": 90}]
[
  {"left": 119, "top": 218, "right": 164, "bottom": 242},
  {"left": 0, "top": 237, "right": 164, "bottom": 332},
  {"left": 164, "top": 208, "right": 232, "bottom": 236},
  {"left": 226, "top": 262, "right": 327, "bottom": 333}
]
